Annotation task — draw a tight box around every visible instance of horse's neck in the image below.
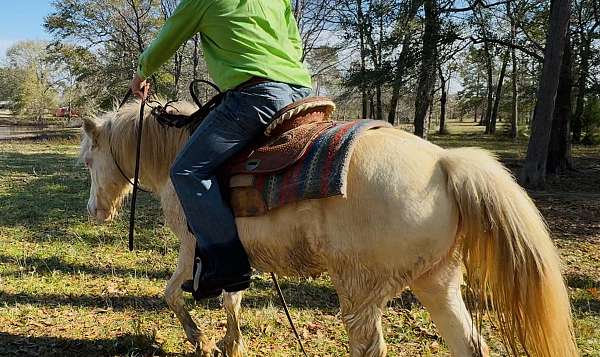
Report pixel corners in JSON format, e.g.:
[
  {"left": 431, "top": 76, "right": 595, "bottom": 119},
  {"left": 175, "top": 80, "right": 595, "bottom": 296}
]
[
  {"left": 138, "top": 125, "right": 184, "bottom": 193},
  {"left": 113, "top": 111, "right": 188, "bottom": 194}
]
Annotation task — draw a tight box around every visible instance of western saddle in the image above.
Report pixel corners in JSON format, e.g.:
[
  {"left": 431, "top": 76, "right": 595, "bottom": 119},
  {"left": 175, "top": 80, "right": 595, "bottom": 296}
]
[{"left": 226, "top": 96, "right": 336, "bottom": 217}]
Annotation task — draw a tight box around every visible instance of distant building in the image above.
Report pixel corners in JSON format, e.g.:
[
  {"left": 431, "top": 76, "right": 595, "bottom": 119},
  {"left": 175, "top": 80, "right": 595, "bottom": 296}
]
[{"left": 55, "top": 107, "right": 80, "bottom": 118}]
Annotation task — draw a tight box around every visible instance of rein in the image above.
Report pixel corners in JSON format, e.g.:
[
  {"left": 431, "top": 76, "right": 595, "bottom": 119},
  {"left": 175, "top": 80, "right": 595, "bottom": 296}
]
[
  {"left": 113, "top": 88, "right": 147, "bottom": 251},
  {"left": 115, "top": 81, "right": 222, "bottom": 251},
  {"left": 115, "top": 81, "right": 309, "bottom": 356}
]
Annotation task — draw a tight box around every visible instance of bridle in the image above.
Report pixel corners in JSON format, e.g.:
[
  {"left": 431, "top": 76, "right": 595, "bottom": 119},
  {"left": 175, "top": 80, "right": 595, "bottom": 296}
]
[{"left": 108, "top": 120, "right": 150, "bottom": 193}]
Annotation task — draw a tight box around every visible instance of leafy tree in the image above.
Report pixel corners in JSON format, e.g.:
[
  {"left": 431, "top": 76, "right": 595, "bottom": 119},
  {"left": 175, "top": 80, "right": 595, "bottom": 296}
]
[
  {"left": 0, "top": 67, "right": 26, "bottom": 105},
  {"left": 46, "top": 43, "right": 102, "bottom": 116},
  {"left": 45, "top": 0, "right": 165, "bottom": 107},
  {"left": 5, "top": 41, "right": 59, "bottom": 120}
]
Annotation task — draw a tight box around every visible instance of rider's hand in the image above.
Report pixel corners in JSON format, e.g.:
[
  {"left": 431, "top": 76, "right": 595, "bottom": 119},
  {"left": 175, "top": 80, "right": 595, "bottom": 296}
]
[{"left": 130, "top": 73, "right": 150, "bottom": 100}]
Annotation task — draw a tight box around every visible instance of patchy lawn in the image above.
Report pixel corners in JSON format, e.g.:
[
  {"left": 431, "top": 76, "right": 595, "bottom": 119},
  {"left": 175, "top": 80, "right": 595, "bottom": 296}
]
[{"left": 0, "top": 121, "right": 598, "bottom": 356}]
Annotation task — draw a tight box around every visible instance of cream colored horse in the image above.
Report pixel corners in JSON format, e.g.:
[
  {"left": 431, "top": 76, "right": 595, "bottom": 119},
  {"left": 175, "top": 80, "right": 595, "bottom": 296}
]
[{"left": 80, "top": 101, "right": 578, "bottom": 357}]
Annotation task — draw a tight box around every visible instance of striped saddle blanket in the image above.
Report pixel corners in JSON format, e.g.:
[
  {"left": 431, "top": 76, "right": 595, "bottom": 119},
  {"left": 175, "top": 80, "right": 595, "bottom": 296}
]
[{"left": 228, "top": 119, "right": 391, "bottom": 217}]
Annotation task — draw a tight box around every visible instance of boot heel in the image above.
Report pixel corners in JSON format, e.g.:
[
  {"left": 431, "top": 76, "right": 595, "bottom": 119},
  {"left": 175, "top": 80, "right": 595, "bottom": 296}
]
[
  {"left": 224, "top": 280, "right": 251, "bottom": 292},
  {"left": 193, "top": 288, "right": 222, "bottom": 300}
]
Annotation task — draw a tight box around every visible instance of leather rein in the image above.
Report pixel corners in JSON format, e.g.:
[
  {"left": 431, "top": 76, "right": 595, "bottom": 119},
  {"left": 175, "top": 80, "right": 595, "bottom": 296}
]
[{"left": 112, "top": 80, "right": 223, "bottom": 251}]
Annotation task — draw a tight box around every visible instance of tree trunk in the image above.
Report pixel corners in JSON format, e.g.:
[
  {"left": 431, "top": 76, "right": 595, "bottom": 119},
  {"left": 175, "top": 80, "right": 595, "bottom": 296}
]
[
  {"left": 428, "top": 96, "right": 434, "bottom": 132},
  {"left": 507, "top": 0, "right": 519, "bottom": 139},
  {"left": 488, "top": 51, "right": 509, "bottom": 135},
  {"left": 510, "top": 36, "right": 519, "bottom": 138},
  {"left": 519, "top": 0, "right": 570, "bottom": 189},
  {"left": 483, "top": 40, "right": 494, "bottom": 129},
  {"left": 388, "top": 85, "right": 400, "bottom": 125},
  {"left": 293, "top": 0, "right": 304, "bottom": 19},
  {"left": 388, "top": 0, "right": 419, "bottom": 125},
  {"left": 357, "top": 0, "right": 368, "bottom": 119},
  {"left": 547, "top": 34, "right": 573, "bottom": 175},
  {"left": 388, "top": 38, "right": 411, "bottom": 124},
  {"left": 375, "top": 14, "right": 383, "bottom": 121},
  {"left": 572, "top": 37, "right": 590, "bottom": 143},
  {"left": 413, "top": 0, "right": 439, "bottom": 139},
  {"left": 376, "top": 85, "right": 383, "bottom": 120},
  {"left": 172, "top": 49, "right": 185, "bottom": 96},
  {"left": 438, "top": 66, "right": 448, "bottom": 134},
  {"left": 192, "top": 35, "right": 200, "bottom": 81}
]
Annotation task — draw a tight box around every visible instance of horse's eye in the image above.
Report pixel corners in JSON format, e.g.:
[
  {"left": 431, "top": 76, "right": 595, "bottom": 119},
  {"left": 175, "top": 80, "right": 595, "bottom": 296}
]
[{"left": 85, "top": 158, "right": 92, "bottom": 168}]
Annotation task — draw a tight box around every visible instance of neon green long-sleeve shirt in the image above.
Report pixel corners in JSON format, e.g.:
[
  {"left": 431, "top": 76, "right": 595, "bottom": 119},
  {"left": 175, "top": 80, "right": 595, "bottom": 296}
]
[{"left": 137, "top": 0, "right": 312, "bottom": 91}]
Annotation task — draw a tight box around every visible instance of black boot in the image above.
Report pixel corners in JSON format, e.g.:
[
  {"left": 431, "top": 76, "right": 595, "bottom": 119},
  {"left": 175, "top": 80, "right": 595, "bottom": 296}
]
[{"left": 181, "top": 242, "right": 251, "bottom": 300}]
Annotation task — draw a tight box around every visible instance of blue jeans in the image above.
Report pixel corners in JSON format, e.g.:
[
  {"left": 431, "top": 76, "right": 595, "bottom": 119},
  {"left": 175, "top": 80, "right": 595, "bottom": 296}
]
[{"left": 170, "top": 82, "right": 311, "bottom": 277}]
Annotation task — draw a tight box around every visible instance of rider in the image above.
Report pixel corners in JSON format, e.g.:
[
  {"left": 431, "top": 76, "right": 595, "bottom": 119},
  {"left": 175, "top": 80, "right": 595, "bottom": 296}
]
[{"left": 130, "top": 0, "right": 312, "bottom": 299}]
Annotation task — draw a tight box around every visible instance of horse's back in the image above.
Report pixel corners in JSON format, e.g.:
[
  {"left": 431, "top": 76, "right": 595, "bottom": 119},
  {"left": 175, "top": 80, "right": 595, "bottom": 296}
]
[{"left": 238, "top": 127, "right": 459, "bottom": 286}]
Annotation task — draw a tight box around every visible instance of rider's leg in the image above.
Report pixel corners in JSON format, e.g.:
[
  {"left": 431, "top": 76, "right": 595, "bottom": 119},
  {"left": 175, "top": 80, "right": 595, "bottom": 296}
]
[{"left": 170, "top": 82, "right": 310, "bottom": 298}]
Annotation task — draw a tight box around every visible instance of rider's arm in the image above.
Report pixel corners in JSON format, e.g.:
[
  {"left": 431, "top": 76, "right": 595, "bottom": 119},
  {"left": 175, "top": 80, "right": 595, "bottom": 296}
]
[
  {"left": 137, "top": 0, "right": 208, "bottom": 79},
  {"left": 285, "top": 1, "right": 304, "bottom": 62}
]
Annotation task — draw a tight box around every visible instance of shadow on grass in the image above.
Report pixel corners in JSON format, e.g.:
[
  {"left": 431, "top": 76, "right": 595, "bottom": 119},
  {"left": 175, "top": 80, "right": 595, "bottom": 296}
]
[
  {"left": 0, "top": 150, "right": 168, "bottom": 251},
  {"left": 572, "top": 296, "right": 600, "bottom": 315},
  {"left": 566, "top": 272, "right": 600, "bottom": 316},
  {"left": 0, "top": 332, "right": 188, "bottom": 357},
  {"left": 0, "top": 151, "right": 92, "bottom": 228},
  {"left": 242, "top": 277, "right": 339, "bottom": 311},
  {"left": 190, "top": 277, "right": 340, "bottom": 312},
  {"left": 0, "top": 254, "right": 173, "bottom": 280},
  {"left": 566, "top": 272, "right": 600, "bottom": 289},
  {"left": 0, "top": 291, "right": 168, "bottom": 312},
  {"left": 1, "top": 276, "right": 339, "bottom": 312},
  {"left": 389, "top": 290, "right": 422, "bottom": 309},
  {"left": 0, "top": 130, "right": 79, "bottom": 142},
  {"left": 203, "top": 279, "right": 419, "bottom": 312}
]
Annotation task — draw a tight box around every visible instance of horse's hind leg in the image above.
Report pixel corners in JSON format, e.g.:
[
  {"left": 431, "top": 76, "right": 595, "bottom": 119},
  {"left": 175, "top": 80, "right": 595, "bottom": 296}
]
[
  {"left": 410, "top": 257, "right": 489, "bottom": 357},
  {"left": 332, "top": 273, "right": 388, "bottom": 357}
]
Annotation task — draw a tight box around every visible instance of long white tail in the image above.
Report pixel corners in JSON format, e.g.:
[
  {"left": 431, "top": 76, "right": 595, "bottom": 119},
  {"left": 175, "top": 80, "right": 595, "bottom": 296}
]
[{"left": 440, "top": 147, "right": 578, "bottom": 357}]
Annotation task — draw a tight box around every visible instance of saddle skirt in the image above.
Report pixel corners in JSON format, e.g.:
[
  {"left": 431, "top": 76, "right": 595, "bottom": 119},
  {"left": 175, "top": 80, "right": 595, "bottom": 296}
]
[
  {"left": 228, "top": 97, "right": 337, "bottom": 174},
  {"left": 226, "top": 97, "right": 391, "bottom": 217}
]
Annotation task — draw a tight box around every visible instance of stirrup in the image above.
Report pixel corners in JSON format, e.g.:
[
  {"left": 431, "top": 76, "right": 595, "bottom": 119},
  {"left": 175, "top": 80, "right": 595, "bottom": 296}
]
[{"left": 181, "top": 243, "right": 251, "bottom": 300}]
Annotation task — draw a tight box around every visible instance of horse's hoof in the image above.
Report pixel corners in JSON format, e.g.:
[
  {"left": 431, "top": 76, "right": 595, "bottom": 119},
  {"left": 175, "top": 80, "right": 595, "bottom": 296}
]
[
  {"left": 195, "top": 336, "right": 221, "bottom": 357},
  {"left": 218, "top": 337, "right": 245, "bottom": 357}
]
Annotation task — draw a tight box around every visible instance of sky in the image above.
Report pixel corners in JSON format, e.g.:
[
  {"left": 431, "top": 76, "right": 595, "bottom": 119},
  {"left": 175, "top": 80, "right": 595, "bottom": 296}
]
[{"left": 0, "top": 1, "right": 52, "bottom": 58}]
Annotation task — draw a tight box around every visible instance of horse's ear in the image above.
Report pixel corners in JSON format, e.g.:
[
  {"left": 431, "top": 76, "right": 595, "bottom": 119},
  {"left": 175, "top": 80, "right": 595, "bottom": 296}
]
[{"left": 82, "top": 117, "right": 99, "bottom": 138}]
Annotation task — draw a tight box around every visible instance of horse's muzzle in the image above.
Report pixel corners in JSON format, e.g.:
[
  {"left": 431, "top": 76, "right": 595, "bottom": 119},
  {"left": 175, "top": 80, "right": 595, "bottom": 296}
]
[{"left": 88, "top": 201, "right": 112, "bottom": 222}]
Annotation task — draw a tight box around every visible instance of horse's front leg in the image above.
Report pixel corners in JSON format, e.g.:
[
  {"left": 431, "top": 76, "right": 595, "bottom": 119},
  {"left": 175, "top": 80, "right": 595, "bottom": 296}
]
[
  {"left": 221, "top": 291, "right": 245, "bottom": 357},
  {"left": 161, "top": 186, "right": 218, "bottom": 355},
  {"left": 164, "top": 231, "right": 201, "bottom": 343}
]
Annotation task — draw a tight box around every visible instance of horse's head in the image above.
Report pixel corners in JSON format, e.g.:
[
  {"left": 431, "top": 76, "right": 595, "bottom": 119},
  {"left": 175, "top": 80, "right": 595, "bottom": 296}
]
[
  {"left": 80, "top": 100, "right": 195, "bottom": 221},
  {"left": 80, "top": 116, "right": 131, "bottom": 222}
]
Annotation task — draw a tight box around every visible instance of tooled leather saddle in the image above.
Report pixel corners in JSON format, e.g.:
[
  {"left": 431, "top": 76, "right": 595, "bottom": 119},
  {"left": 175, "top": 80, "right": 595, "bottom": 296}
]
[{"left": 225, "top": 96, "right": 336, "bottom": 217}]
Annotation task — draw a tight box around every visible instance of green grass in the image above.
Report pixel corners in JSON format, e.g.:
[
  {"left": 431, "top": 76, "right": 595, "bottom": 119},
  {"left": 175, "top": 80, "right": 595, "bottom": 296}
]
[{"left": 0, "top": 121, "right": 599, "bottom": 356}]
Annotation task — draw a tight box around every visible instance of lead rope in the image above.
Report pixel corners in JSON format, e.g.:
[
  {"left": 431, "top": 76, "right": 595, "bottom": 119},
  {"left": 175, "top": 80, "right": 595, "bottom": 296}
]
[{"left": 271, "top": 272, "right": 309, "bottom": 357}]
